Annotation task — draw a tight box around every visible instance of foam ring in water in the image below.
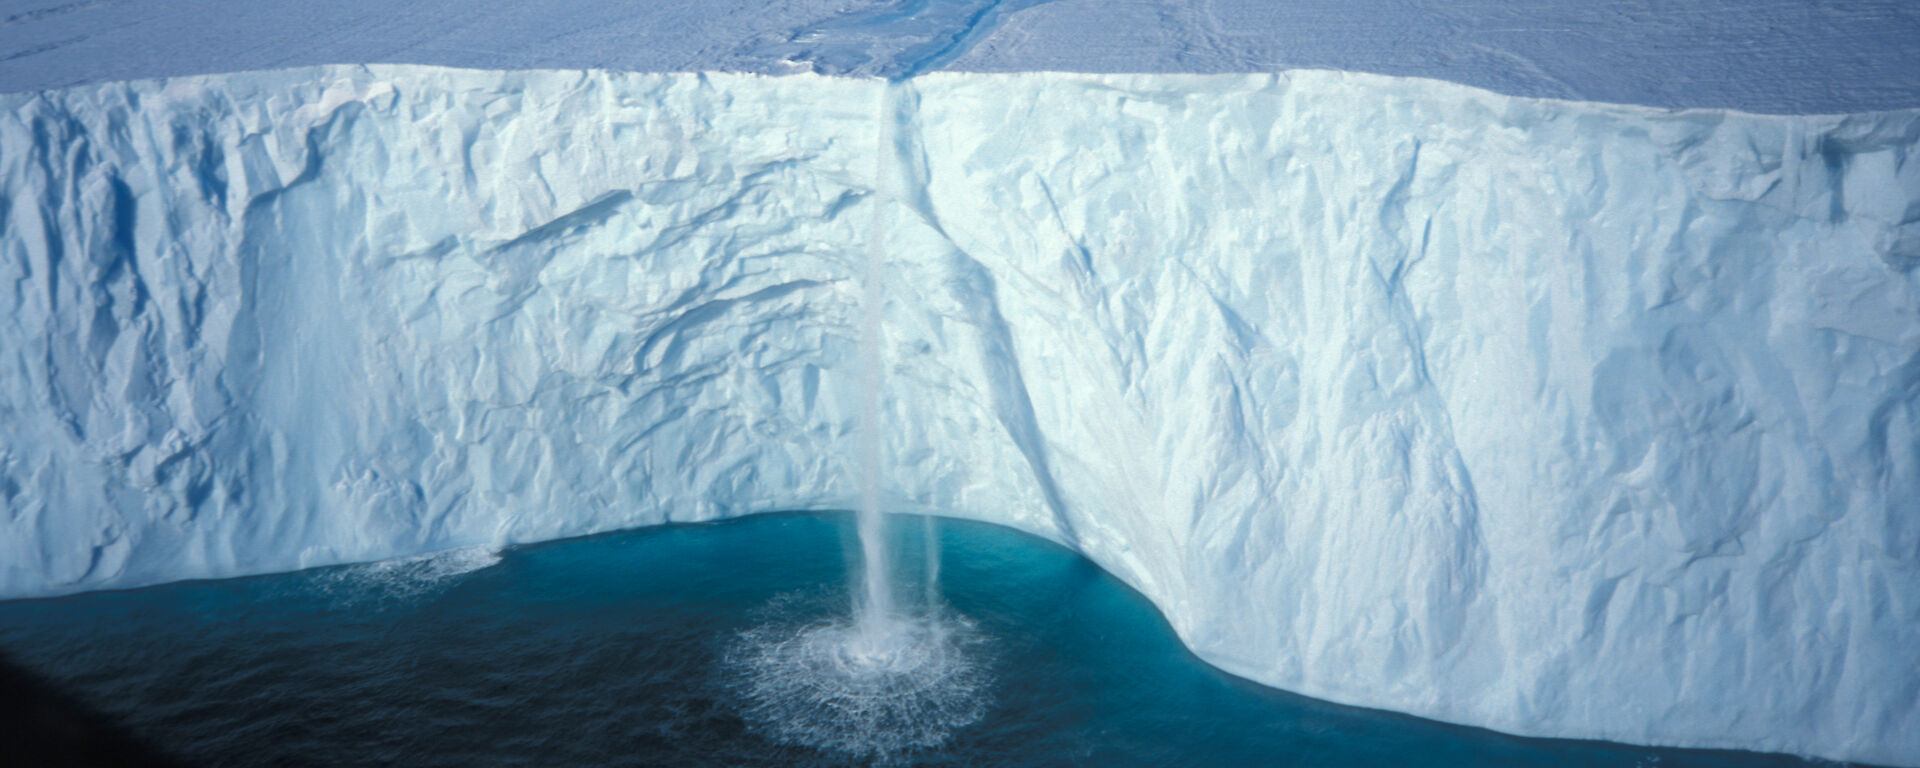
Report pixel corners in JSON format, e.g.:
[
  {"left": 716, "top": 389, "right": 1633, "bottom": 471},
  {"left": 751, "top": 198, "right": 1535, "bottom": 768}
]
[{"left": 727, "top": 609, "right": 992, "bottom": 762}]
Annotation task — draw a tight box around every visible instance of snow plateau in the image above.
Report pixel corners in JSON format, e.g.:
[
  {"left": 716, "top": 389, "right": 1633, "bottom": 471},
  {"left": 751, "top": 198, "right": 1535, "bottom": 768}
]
[{"left": 1, "top": 66, "right": 1917, "bottom": 764}]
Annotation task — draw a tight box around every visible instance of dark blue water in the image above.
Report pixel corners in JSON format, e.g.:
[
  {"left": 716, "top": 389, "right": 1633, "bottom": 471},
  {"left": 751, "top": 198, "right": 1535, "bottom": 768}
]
[{"left": 0, "top": 513, "right": 1848, "bottom": 767}]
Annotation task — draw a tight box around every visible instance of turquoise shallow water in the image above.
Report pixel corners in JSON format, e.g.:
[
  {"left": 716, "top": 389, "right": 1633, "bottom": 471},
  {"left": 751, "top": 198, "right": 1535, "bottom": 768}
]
[{"left": 0, "top": 513, "right": 1850, "bottom": 766}]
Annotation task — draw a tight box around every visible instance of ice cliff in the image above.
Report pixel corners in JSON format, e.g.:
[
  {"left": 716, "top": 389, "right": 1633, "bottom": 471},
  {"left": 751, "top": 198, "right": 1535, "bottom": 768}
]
[{"left": 1, "top": 66, "right": 1917, "bottom": 764}]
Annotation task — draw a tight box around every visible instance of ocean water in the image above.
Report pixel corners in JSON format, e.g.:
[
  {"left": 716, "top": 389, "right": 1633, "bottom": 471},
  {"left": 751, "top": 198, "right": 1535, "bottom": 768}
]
[{"left": 0, "top": 513, "right": 1849, "bottom": 767}]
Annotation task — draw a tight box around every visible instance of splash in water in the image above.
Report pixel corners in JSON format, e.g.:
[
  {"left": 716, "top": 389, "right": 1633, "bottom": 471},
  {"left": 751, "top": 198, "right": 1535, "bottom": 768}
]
[
  {"left": 312, "top": 546, "right": 501, "bottom": 607},
  {"left": 727, "top": 606, "right": 991, "bottom": 762}
]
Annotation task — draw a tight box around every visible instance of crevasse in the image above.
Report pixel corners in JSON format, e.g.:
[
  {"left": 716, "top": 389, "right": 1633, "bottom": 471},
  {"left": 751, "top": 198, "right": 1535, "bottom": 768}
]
[{"left": 2, "top": 66, "right": 1917, "bottom": 765}]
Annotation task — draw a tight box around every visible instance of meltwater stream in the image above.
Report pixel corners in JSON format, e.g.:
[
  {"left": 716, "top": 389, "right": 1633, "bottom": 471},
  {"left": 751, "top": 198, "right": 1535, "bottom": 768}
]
[{"left": 0, "top": 513, "right": 1855, "bottom": 767}]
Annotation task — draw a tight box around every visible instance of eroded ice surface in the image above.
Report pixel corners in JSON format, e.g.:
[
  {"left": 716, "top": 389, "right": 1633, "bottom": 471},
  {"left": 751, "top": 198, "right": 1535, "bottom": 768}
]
[{"left": 1, "top": 67, "right": 1917, "bottom": 764}]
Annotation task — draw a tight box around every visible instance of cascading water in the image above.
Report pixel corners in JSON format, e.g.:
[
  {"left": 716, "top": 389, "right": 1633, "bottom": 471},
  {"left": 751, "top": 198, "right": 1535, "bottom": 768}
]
[
  {"left": 725, "top": 82, "right": 991, "bottom": 763},
  {"left": 853, "top": 91, "right": 897, "bottom": 642}
]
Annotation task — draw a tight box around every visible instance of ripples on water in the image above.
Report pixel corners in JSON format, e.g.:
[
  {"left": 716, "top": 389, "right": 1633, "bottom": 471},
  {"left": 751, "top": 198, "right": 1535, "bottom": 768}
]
[
  {"left": 0, "top": 514, "right": 1851, "bottom": 767},
  {"left": 728, "top": 604, "right": 992, "bottom": 763}
]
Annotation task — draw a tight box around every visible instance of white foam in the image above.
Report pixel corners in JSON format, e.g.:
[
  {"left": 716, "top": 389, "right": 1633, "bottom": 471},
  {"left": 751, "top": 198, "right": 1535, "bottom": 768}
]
[
  {"left": 315, "top": 546, "right": 501, "bottom": 606},
  {"left": 727, "top": 607, "right": 992, "bottom": 762}
]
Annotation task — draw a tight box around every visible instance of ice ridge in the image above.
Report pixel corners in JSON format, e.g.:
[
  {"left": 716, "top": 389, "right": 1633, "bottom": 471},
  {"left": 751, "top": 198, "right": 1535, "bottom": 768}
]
[{"left": 1, "top": 66, "right": 1917, "bottom": 765}]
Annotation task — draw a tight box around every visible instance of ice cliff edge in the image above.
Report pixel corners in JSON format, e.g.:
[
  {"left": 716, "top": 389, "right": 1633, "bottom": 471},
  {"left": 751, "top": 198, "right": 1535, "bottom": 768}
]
[{"left": 1, "top": 66, "right": 1917, "bottom": 764}]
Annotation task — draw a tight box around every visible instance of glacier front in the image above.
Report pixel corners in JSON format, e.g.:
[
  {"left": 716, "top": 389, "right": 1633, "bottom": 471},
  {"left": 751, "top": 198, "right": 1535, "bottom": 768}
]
[{"left": 2, "top": 66, "right": 1917, "bottom": 764}]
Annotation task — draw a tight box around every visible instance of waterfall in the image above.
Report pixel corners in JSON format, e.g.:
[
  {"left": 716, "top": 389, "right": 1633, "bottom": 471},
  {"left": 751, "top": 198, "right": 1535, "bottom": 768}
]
[
  {"left": 727, "top": 81, "right": 988, "bottom": 763},
  {"left": 854, "top": 77, "right": 899, "bottom": 645}
]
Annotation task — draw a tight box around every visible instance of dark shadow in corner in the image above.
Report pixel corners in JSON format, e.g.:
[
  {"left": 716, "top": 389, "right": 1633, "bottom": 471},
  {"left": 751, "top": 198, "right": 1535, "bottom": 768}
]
[{"left": 0, "top": 651, "right": 189, "bottom": 767}]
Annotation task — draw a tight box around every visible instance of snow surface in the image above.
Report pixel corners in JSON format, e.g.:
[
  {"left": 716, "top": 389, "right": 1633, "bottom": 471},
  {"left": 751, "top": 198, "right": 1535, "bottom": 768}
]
[
  {"left": 2, "top": 0, "right": 1919, "bottom": 112},
  {"left": 2, "top": 66, "right": 1917, "bottom": 764},
  {"left": 954, "top": 0, "right": 1920, "bottom": 113}
]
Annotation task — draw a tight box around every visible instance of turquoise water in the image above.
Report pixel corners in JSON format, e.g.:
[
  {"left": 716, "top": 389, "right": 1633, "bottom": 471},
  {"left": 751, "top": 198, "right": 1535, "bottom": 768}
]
[{"left": 0, "top": 513, "right": 1846, "bottom": 766}]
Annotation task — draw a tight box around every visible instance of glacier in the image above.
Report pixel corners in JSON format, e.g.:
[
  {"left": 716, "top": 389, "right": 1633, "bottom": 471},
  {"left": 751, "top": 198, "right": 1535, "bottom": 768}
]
[{"left": 1, "top": 66, "right": 1918, "bottom": 764}]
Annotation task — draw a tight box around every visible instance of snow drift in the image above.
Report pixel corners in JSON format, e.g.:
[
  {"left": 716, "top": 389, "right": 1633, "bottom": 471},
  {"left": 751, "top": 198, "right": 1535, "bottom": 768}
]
[{"left": 1, "top": 66, "right": 1916, "bottom": 764}]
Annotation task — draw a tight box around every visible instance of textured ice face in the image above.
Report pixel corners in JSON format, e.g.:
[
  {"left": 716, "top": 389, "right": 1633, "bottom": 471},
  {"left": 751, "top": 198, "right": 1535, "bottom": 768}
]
[{"left": 1, "top": 67, "right": 1917, "bottom": 764}]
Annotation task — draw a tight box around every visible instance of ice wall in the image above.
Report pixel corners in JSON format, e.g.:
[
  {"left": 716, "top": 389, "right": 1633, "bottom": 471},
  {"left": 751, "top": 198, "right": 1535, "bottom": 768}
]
[{"left": 1, "top": 66, "right": 1917, "bottom": 764}]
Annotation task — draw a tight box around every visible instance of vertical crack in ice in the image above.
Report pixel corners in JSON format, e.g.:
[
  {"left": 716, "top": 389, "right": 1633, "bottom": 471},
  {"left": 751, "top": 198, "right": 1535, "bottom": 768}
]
[
  {"left": 1368, "top": 134, "right": 1490, "bottom": 656},
  {"left": 879, "top": 77, "right": 1078, "bottom": 543}
]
